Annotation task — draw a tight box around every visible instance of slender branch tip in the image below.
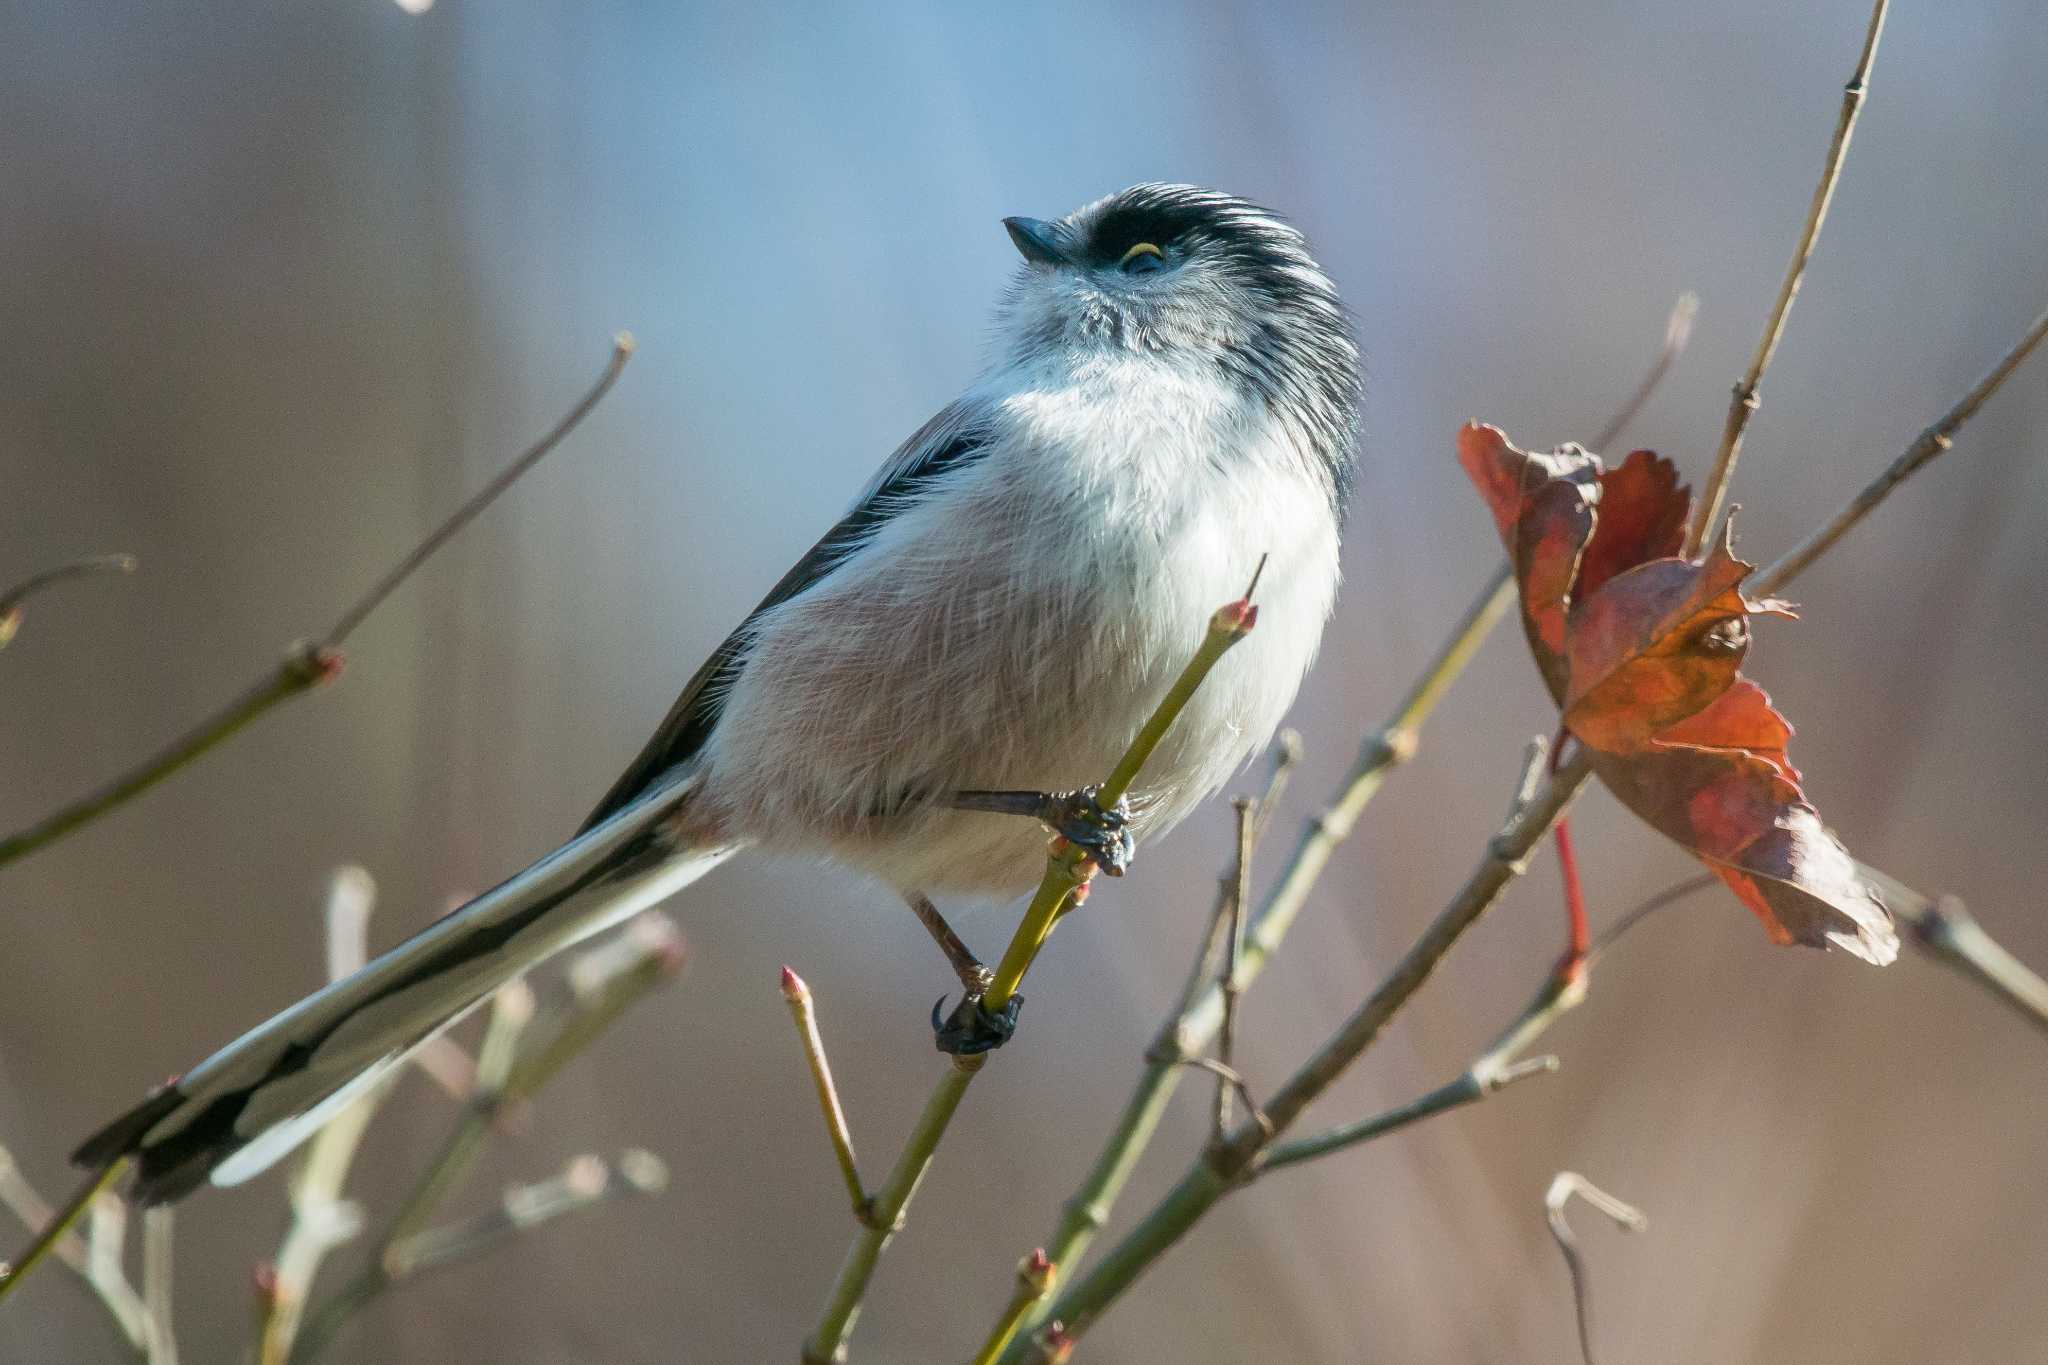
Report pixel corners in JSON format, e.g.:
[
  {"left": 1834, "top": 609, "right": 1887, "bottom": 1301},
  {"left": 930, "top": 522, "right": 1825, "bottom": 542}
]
[
  {"left": 0, "top": 553, "right": 141, "bottom": 648},
  {"left": 1242, "top": 551, "right": 1269, "bottom": 603},
  {"left": 780, "top": 965, "right": 809, "bottom": 1003}
]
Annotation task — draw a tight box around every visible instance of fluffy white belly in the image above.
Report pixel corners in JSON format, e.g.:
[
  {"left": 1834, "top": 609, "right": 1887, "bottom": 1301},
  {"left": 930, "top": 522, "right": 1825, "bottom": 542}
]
[{"left": 696, "top": 366, "right": 1341, "bottom": 897}]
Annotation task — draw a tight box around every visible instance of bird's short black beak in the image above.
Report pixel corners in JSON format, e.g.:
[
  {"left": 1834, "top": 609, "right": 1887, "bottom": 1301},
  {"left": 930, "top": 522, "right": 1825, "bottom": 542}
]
[{"left": 1003, "top": 216, "right": 1069, "bottom": 267}]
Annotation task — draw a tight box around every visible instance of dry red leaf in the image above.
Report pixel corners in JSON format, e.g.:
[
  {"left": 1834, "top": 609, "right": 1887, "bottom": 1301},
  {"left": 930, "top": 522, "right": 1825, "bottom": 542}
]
[{"left": 1457, "top": 423, "right": 1896, "bottom": 965}]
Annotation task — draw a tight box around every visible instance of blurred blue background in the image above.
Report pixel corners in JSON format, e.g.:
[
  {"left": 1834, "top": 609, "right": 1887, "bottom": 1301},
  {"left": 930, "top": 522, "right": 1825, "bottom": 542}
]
[{"left": 3, "top": 1, "right": 2045, "bottom": 1361}]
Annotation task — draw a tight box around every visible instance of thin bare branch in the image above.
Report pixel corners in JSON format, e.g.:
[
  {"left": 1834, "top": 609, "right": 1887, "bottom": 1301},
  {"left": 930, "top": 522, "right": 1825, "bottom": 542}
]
[
  {"left": 782, "top": 967, "right": 872, "bottom": 1223},
  {"left": 1012, "top": 752, "right": 1596, "bottom": 1358},
  {"left": 319, "top": 335, "right": 635, "bottom": 647},
  {"left": 256, "top": 867, "right": 385, "bottom": 1365},
  {"left": 1854, "top": 866, "right": 2048, "bottom": 1040},
  {"left": 1689, "top": 0, "right": 1889, "bottom": 551},
  {"left": 0, "top": 337, "right": 635, "bottom": 870},
  {"left": 288, "top": 914, "right": 683, "bottom": 1365},
  {"left": 1254, "top": 729, "right": 1304, "bottom": 841},
  {"left": 1906, "top": 897, "right": 2048, "bottom": 1039},
  {"left": 1504, "top": 734, "right": 1553, "bottom": 825},
  {"left": 0, "top": 650, "right": 338, "bottom": 867},
  {"left": 803, "top": 589, "right": 1260, "bottom": 1365},
  {"left": 382, "top": 1150, "right": 668, "bottom": 1279},
  {"left": 1588, "top": 874, "right": 1720, "bottom": 962},
  {"left": 1546, "top": 1172, "right": 1648, "bottom": 1365},
  {"left": 141, "top": 1207, "right": 176, "bottom": 1365},
  {"left": 1259, "top": 1056, "right": 1555, "bottom": 1173},
  {"left": 1756, "top": 305, "right": 2048, "bottom": 594},
  {"left": 1171, "top": 1058, "right": 1269, "bottom": 1143},
  {"left": 1262, "top": 871, "right": 1713, "bottom": 1172},
  {"left": 1040, "top": 292, "right": 1681, "bottom": 1222},
  {"left": 1245, "top": 287, "right": 2048, "bottom": 1237},
  {"left": 0, "top": 553, "right": 137, "bottom": 649},
  {"left": 1590, "top": 292, "right": 1699, "bottom": 452},
  {"left": 0, "top": 1144, "right": 147, "bottom": 1349},
  {"left": 85, "top": 1193, "right": 124, "bottom": 1313},
  {"left": 1158, "top": 735, "right": 1302, "bottom": 1050},
  {"left": 1031, "top": 568, "right": 1515, "bottom": 1312},
  {"left": 1212, "top": 798, "right": 1256, "bottom": 1139},
  {"left": 0, "top": 1158, "right": 129, "bottom": 1310}
]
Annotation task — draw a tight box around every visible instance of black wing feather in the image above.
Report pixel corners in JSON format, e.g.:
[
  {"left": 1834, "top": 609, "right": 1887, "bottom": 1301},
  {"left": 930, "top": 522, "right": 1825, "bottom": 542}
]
[{"left": 579, "top": 410, "right": 989, "bottom": 832}]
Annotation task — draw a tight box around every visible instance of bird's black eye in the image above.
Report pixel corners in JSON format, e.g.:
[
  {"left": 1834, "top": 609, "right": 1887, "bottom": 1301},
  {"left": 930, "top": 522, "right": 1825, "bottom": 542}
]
[{"left": 1118, "top": 241, "right": 1167, "bottom": 275}]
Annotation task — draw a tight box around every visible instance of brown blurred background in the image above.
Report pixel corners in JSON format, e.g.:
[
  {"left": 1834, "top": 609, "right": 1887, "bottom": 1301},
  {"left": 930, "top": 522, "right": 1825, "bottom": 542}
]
[{"left": 3, "top": 1, "right": 2046, "bottom": 1361}]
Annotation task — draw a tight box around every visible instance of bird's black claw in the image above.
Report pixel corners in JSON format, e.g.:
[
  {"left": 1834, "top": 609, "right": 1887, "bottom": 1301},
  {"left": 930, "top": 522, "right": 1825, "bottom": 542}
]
[
  {"left": 1047, "top": 786, "right": 1136, "bottom": 876},
  {"left": 932, "top": 991, "right": 1024, "bottom": 1055}
]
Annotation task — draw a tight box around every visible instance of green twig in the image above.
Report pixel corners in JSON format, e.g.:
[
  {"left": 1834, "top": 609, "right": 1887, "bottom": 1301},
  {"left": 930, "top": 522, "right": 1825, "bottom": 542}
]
[
  {"left": 1257, "top": 873, "right": 1717, "bottom": 1172},
  {"left": 801, "top": 582, "right": 1262, "bottom": 1365},
  {"left": 782, "top": 967, "right": 872, "bottom": 1222},
  {"left": 1038, "top": 281, "right": 2048, "bottom": 1314},
  {"left": 1217, "top": 749, "right": 1588, "bottom": 1166},
  {"left": 1025, "top": 567, "right": 1514, "bottom": 1296},
  {"left": 970, "top": 1250, "right": 1055, "bottom": 1365},
  {"left": 981, "top": 586, "right": 1263, "bottom": 1015},
  {"left": 1008, "top": 751, "right": 1595, "bottom": 1357},
  {"left": 801, "top": 1068, "right": 974, "bottom": 1365},
  {"left": 1259, "top": 1054, "right": 1558, "bottom": 1173},
  {"left": 0, "top": 1143, "right": 149, "bottom": 1352},
  {"left": 1009, "top": 269, "right": 2048, "bottom": 1356},
  {"left": 1010, "top": 13, "right": 2041, "bottom": 1342},
  {"left": 0, "top": 1159, "right": 129, "bottom": 1310}
]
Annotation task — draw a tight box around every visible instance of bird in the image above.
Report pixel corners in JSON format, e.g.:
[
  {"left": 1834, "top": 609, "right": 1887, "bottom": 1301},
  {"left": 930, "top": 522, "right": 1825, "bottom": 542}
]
[{"left": 75, "top": 183, "right": 1362, "bottom": 1205}]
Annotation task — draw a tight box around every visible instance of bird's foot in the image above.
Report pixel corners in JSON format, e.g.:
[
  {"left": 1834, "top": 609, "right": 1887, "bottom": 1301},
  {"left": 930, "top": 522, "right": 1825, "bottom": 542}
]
[
  {"left": 931, "top": 991, "right": 1023, "bottom": 1055},
  {"left": 1043, "top": 786, "right": 1135, "bottom": 876},
  {"left": 947, "top": 787, "right": 1136, "bottom": 875}
]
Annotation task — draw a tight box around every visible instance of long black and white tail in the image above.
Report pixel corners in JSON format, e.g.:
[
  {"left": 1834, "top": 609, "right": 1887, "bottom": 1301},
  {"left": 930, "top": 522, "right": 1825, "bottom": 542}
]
[{"left": 75, "top": 764, "right": 735, "bottom": 1204}]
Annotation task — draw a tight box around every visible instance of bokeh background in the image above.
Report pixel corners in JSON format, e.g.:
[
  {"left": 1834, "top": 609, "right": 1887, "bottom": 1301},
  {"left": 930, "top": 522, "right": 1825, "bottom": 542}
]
[{"left": 4, "top": 2, "right": 2046, "bottom": 1361}]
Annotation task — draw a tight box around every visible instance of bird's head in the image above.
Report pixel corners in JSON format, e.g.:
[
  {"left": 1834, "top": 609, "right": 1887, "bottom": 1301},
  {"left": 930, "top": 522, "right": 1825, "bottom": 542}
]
[{"left": 995, "top": 183, "right": 1359, "bottom": 487}]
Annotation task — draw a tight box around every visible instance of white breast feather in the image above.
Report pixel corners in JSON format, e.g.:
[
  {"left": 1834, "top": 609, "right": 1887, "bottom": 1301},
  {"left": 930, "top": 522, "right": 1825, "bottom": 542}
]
[{"left": 697, "top": 350, "right": 1340, "bottom": 897}]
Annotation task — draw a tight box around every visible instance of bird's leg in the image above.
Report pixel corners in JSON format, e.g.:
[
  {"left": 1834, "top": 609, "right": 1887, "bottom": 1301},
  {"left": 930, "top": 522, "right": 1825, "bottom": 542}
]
[
  {"left": 904, "top": 891, "right": 991, "bottom": 995},
  {"left": 906, "top": 890, "right": 1022, "bottom": 1056},
  {"left": 948, "top": 786, "right": 1136, "bottom": 876}
]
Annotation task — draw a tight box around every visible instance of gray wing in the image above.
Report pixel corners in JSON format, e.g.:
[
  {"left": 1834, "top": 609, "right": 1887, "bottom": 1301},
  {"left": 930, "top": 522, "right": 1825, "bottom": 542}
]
[{"left": 579, "top": 398, "right": 994, "bottom": 832}]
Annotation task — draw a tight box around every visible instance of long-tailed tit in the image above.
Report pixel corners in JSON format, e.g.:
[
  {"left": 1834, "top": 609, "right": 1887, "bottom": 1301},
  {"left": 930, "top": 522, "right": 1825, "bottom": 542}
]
[{"left": 78, "top": 184, "right": 1362, "bottom": 1203}]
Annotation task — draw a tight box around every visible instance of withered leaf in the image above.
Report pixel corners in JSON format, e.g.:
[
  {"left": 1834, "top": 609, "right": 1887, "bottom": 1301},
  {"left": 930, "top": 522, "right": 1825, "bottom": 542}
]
[
  {"left": 1457, "top": 422, "right": 1897, "bottom": 965},
  {"left": 1564, "top": 523, "right": 1796, "bottom": 753},
  {"left": 1576, "top": 449, "right": 1690, "bottom": 601}
]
